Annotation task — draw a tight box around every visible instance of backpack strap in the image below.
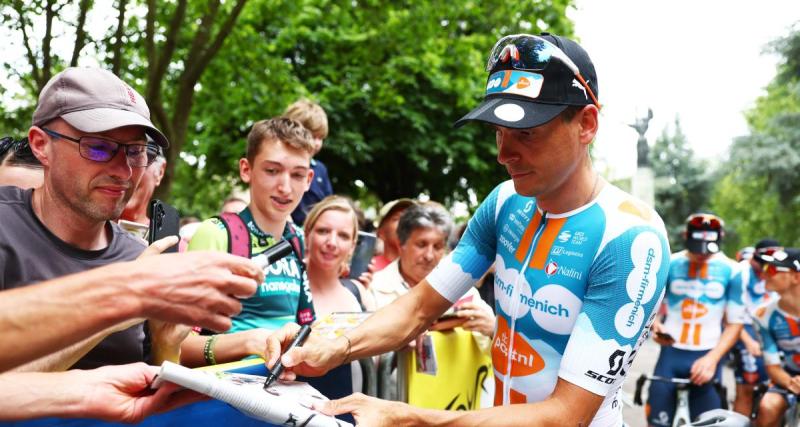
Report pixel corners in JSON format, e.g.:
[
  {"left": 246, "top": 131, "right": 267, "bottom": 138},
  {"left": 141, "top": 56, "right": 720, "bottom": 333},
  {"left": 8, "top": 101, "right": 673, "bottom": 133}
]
[
  {"left": 216, "top": 212, "right": 251, "bottom": 258},
  {"left": 340, "top": 279, "right": 367, "bottom": 312},
  {"left": 286, "top": 222, "right": 305, "bottom": 264}
]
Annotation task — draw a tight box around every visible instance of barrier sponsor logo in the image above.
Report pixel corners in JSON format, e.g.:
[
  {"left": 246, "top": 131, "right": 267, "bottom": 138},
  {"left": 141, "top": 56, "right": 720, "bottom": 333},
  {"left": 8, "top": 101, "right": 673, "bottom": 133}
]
[
  {"left": 492, "top": 316, "right": 544, "bottom": 376},
  {"left": 614, "top": 231, "right": 663, "bottom": 338}
]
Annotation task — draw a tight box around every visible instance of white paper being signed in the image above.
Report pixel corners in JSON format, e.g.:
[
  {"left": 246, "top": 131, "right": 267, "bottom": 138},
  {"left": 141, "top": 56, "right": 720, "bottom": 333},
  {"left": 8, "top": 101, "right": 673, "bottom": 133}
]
[{"left": 154, "top": 361, "right": 352, "bottom": 427}]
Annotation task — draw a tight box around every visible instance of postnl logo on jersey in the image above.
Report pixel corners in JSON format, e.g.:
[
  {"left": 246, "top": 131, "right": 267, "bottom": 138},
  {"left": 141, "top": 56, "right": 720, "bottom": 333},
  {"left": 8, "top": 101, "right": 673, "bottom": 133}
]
[
  {"left": 680, "top": 299, "right": 708, "bottom": 320},
  {"left": 492, "top": 316, "right": 545, "bottom": 377}
]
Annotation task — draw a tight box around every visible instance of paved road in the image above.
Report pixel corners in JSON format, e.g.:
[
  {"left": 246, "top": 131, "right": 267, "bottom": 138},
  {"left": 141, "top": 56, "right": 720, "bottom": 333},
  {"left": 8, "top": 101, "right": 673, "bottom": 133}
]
[{"left": 621, "top": 339, "right": 737, "bottom": 427}]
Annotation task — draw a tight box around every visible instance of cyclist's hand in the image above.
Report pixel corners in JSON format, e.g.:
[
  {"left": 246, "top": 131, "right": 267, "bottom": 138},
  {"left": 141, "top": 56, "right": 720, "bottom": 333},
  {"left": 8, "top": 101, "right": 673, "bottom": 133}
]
[
  {"left": 263, "top": 323, "right": 346, "bottom": 380},
  {"left": 650, "top": 322, "right": 674, "bottom": 346},
  {"left": 788, "top": 376, "right": 800, "bottom": 394},
  {"left": 743, "top": 337, "right": 762, "bottom": 357},
  {"left": 690, "top": 354, "right": 717, "bottom": 385}
]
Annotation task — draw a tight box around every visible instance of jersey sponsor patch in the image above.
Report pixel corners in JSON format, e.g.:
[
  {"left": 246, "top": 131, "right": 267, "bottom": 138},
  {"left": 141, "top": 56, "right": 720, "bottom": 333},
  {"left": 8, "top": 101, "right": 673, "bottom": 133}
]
[
  {"left": 493, "top": 316, "right": 545, "bottom": 377},
  {"left": 529, "top": 284, "right": 582, "bottom": 335},
  {"left": 681, "top": 299, "right": 708, "bottom": 319},
  {"left": 670, "top": 279, "right": 725, "bottom": 300},
  {"left": 614, "top": 231, "right": 663, "bottom": 338}
]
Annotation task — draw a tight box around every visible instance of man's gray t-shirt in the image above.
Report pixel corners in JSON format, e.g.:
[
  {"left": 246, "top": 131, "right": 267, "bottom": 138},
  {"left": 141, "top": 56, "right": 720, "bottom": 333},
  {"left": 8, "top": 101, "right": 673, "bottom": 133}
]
[{"left": 0, "top": 186, "right": 146, "bottom": 369}]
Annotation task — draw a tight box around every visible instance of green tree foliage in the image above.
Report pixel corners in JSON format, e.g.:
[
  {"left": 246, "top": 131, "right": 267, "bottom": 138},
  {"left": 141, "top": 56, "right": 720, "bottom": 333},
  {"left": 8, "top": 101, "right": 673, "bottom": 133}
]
[
  {"left": 1, "top": 0, "right": 252, "bottom": 208},
  {"left": 1, "top": 0, "right": 575, "bottom": 218},
  {"left": 176, "top": 0, "right": 574, "bottom": 216},
  {"left": 710, "top": 25, "right": 800, "bottom": 248},
  {"left": 650, "top": 118, "right": 714, "bottom": 250},
  {"left": 710, "top": 173, "right": 787, "bottom": 252}
]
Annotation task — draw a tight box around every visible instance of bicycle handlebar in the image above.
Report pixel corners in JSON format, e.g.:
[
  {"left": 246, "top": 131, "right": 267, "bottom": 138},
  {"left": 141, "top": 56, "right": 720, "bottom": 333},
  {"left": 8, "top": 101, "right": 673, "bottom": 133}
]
[{"left": 633, "top": 374, "right": 726, "bottom": 408}]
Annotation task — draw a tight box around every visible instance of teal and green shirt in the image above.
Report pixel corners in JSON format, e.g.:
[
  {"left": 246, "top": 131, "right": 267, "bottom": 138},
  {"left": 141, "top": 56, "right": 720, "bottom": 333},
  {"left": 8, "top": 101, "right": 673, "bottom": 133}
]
[{"left": 188, "top": 207, "right": 314, "bottom": 333}]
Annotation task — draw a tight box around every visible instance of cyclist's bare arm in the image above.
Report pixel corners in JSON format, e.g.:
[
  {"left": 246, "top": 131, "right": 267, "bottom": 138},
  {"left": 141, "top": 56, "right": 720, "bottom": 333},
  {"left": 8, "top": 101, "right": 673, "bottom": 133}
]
[
  {"left": 266, "top": 280, "right": 453, "bottom": 377},
  {"left": 321, "top": 378, "right": 604, "bottom": 426},
  {"left": 766, "top": 364, "right": 800, "bottom": 394}
]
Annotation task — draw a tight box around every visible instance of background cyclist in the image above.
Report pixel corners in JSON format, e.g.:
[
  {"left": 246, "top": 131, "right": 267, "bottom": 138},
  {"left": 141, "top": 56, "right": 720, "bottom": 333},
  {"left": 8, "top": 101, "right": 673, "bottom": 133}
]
[
  {"left": 729, "top": 239, "right": 781, "bottom": 416},
  {"left": 647, "top": 213, "right": 745, "bottom": 426},
  {"left": 752, "top": 248, "right": 800, "bottom": 427}
]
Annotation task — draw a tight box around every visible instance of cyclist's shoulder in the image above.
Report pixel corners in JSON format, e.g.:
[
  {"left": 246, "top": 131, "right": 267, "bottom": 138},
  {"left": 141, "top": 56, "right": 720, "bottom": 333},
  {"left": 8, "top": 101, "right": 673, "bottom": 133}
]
[
  {"left": 592, "top": 183, "right": 668, "bottom": 240},
  {"left": 707, "top": 253, "right": 739, "bottom": 276},
  {"left": 485, "top": 180, "right": 530, "bottom": 218},
  {"left": 670, "top": 250, "right": 689, "bottom": 263},
  {"left": 752, "top": 299, "right": 780, "bottom": 325}
]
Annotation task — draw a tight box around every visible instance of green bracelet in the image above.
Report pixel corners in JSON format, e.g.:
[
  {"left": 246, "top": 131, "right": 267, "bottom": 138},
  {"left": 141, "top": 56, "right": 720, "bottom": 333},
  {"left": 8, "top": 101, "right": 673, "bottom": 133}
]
[{"left": 203, "top": 335, "right": 219, "bottom": 365}]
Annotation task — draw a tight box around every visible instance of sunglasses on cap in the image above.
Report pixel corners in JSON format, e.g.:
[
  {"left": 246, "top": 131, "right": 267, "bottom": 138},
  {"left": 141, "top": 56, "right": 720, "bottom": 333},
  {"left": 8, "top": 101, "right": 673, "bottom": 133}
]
[
  {"left": 755, "top": 246, "right": 781, "bottom": 260},
  {"left": 686, "top": 214, "right": 724, "bottom": 230},
  {"left": 485, "top": 34, "right": 601, "bottom": 109},
  {"left": 42, "top": 128, "right": 158, "bottom": 168}
]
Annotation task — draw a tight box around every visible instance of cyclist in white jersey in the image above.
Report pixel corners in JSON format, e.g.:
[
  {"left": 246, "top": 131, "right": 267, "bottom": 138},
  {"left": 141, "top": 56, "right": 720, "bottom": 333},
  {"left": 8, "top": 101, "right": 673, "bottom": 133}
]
[
  {"left": 729, "top": 239, "right": 781, "bottom": 416},
  {"left": 647, "top": 214, "right": 744, "bottom": 426},
  {"left": 752, "top": 248, "right": 800, "bottom": 427},
  {"left": 264, "top": 33, "right": 670, "bottom": 427}
]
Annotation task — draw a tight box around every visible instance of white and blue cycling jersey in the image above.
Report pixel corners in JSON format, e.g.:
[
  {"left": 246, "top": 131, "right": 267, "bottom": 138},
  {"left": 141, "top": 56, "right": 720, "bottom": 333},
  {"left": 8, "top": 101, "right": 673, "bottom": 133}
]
[
  {"left": 754, "top": 300, "right": 800, "bottom": 373},
  {"left": 661, "top": 251, "right": 744, "bottom": 351},
  {"left": 427, "top": 181, "right": 670, "bottom": 427},
  {"left": 731, "top": 260, "right": 777, "bottom": 324}
]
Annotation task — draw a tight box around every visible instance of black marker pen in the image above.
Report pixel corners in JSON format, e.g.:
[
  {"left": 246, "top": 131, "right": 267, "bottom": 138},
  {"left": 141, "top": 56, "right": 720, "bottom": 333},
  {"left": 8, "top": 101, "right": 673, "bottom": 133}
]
[{"left": 263, "top": 324, "right": 312, "bottom": 389}]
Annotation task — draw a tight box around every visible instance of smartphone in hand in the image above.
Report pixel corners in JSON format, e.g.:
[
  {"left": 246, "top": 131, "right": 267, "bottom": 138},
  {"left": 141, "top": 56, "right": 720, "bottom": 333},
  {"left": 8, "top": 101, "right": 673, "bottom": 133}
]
[
  {"left": 348, "top": 231, "right": 377, "bottom": 279},
  {"left": 654, "top": 331, "right": 675, "bottom": 344},
  {"left": 147, "top": 199, "right": 181, "bottom": 253}
]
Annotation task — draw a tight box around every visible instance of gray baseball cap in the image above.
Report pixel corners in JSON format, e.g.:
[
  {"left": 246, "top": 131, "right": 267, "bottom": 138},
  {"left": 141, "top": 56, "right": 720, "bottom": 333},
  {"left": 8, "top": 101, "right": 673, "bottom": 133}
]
[{"left": 32, "top": 67, "right": 169, "bottom": 148}]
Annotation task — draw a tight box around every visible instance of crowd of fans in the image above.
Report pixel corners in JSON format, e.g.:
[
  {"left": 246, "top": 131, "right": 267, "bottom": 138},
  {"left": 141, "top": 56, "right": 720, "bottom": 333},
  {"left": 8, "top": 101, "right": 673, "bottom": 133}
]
[
  {"left": 0, "top": 66, "right": 497, "bottom": 423},
  {"left": 2, "top": 33, "right": 799, "bottom": 427}
]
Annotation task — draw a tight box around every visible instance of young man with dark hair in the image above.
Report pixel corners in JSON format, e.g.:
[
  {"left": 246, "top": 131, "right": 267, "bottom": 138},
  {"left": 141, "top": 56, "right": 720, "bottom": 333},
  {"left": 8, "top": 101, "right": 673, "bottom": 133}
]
[{"left": 266, "top": 33, "right": 671, "bottom": 426}]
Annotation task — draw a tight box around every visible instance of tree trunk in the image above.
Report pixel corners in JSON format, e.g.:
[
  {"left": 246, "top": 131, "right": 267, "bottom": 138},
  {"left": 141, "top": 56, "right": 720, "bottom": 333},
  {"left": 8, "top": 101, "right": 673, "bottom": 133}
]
[{"left": 152, "top": 0, "right": 249, "bottom": 202}]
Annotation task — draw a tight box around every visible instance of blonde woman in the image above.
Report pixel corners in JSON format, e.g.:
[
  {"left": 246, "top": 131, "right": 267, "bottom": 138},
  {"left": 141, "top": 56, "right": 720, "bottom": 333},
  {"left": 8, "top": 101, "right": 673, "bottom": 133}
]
[
  {"left": 303, "top": 195, "right": 371, "bottom": 408},
  {"left": 304, "top": 195, "right": 374, "bottom": 315}
]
